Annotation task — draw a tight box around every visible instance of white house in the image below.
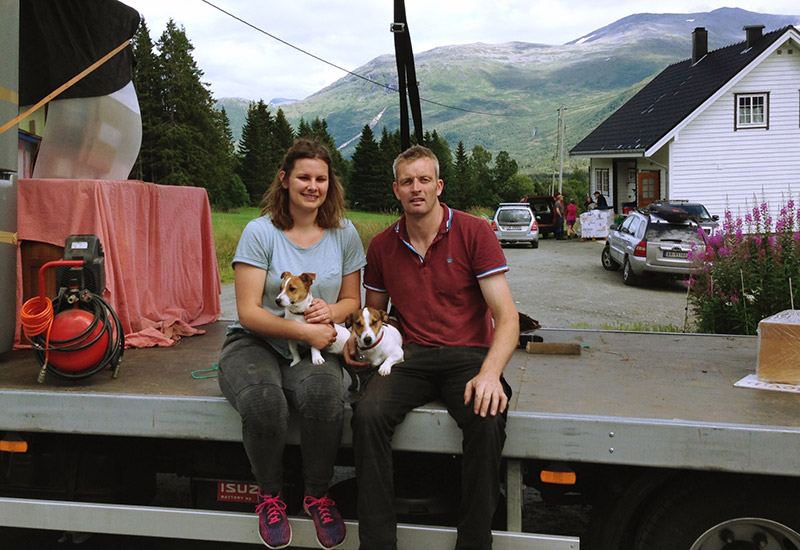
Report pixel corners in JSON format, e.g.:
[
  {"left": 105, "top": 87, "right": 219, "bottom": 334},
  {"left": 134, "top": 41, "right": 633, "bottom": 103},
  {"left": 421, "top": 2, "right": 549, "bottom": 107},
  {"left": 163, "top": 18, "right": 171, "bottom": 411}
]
[{"left": 570, "top": 25, "right": 800, "bottom": 221}]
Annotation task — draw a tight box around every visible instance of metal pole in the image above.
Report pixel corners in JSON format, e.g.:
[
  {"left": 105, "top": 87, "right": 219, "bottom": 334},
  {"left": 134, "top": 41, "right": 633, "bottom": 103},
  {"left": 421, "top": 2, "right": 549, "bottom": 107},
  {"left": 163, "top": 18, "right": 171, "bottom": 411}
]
[
  {"left": 0, "top": 0, "right": 19, "bottom": 353},
  {"left": 558, "top": 106, "right": 566, "bottom": 195}
]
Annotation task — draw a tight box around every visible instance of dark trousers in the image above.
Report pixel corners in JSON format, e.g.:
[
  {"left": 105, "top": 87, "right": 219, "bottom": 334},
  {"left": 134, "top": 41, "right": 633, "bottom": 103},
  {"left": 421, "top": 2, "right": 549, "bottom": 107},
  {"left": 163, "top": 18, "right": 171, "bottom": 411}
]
[
  {"left": 351, "top": 345, "right": 510, "bottom": 550},
  {"left": 218, "top": 331, "right": 344, "bottom": 497}
]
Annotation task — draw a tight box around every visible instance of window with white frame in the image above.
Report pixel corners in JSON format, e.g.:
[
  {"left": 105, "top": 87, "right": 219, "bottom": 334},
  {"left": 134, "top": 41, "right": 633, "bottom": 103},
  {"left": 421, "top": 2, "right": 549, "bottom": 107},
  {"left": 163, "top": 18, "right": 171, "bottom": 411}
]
[
  {"left": 595, "top": 168, "right": 610, "bottom": 195},
  {"left": 735, "top": 93, "right": 768, "bottom": 129}
]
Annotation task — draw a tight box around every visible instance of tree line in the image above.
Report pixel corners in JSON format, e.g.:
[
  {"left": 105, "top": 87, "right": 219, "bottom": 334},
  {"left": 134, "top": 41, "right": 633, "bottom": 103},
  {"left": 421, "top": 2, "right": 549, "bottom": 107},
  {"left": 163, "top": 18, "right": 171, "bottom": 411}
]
[{"left": 129, "top": 18, "right": 587, "bottom": 212}]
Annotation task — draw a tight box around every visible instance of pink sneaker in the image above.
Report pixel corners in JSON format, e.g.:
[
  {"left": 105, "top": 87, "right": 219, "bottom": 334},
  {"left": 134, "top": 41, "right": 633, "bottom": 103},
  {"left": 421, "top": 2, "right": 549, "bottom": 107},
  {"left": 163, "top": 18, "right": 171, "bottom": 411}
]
[
  {"left": 303, "top": 493, "right": 346, "bottom": 549},
  {"left": 255, "top": 490, "right": 291, "bottom": 549}
]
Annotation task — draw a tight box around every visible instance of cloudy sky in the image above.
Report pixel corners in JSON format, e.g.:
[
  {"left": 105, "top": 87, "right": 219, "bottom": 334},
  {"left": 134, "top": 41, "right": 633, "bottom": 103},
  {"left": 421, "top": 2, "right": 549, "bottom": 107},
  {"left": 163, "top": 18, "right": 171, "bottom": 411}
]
[{"left": 122, "top": 0, "right": 800, "bottom": 102}]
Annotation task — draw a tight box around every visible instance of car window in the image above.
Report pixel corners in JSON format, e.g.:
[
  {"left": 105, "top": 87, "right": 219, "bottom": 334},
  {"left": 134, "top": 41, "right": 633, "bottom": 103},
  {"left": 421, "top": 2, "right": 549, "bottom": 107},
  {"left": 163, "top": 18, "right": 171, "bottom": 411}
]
[
  {"left": 628, "top": 217, "right": 642, "bottom": 236},
  {"left": 620, "top": 216, "right": 636, "bottom": 233},
  {"left": 645, "top": 222, "right": 705, "bottom": 243},
  {"left": 497, "top": 209, "right": 532, "bottom": 224}
]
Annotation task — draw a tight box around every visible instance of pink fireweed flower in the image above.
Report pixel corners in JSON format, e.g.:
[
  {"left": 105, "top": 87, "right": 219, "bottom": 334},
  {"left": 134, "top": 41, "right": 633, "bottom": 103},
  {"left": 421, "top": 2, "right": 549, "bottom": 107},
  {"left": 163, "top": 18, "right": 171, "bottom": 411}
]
[
  {"left": 794, "top": 232, "right": 800, "bottom": 242},
  {"left": 745, "top": 213, "right": 753, "bottom": 224},
  {"left": 753, "top": 207, "right": 761, "bottom": 222},
  {"left": 735, "top": 228, "right": 743, "bottom": 240},
  {"left": 730, "top": 294, "right": 740, "bottom": 304},
  {"left": 725, "top": 210, "right": 733, "bottom": 220},
  {"left": 788, "top": 198, "right": 795, "bottom": 210}
]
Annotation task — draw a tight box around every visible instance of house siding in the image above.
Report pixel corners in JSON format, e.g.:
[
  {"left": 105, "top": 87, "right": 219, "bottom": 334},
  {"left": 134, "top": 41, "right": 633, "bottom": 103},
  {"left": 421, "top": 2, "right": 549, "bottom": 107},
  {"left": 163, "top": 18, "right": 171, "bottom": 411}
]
[{"left": 669, "top": 42, "right": 800, "bottom": 220}]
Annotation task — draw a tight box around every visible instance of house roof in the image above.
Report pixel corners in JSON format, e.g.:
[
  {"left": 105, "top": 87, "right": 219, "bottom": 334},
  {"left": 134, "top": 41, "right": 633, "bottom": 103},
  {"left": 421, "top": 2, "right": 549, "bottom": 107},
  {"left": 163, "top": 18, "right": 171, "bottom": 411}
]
[{"left": 570, "top": 26, "right": 798, "bottom": 157}]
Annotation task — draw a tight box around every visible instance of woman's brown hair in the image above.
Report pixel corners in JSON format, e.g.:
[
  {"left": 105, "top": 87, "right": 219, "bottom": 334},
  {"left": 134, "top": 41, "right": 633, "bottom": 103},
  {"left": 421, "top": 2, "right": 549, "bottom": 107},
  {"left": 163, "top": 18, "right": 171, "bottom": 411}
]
[{"left": 261, "top": 139, "right": 346, "bottom": 230}]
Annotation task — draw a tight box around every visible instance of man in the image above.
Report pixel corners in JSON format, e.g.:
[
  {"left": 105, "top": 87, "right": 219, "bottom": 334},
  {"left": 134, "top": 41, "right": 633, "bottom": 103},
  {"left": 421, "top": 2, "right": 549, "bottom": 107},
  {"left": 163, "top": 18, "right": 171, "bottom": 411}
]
[
  {"left": 594, "top": 191, "right": 609, "bottom": 209},
  {"left": 346, "top": 145, "right": 519, "bottom": 550},
  {"left": 554, "top": 192, "right": 565, "bottom": 240}
]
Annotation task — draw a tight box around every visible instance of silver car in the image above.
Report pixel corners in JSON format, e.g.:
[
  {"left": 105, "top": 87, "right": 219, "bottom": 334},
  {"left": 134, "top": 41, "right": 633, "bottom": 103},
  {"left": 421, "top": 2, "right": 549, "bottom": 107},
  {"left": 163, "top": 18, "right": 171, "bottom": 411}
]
[
  {"left": 492, "top": 203, "right": 539, "bottom": 248},
  {"left": 601, "top": 209, "right": 705, "bottom": 285}
]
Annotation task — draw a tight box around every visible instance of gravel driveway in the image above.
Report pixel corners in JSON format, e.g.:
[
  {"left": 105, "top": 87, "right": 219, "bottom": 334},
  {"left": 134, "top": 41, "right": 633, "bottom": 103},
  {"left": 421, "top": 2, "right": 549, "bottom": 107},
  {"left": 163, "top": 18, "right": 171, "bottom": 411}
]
[
  {"left": 221, "top": 236, "right": 695, "bottom": 331},
  {"left": 504, "top": 236, "right": 694, "bottom": 331}
]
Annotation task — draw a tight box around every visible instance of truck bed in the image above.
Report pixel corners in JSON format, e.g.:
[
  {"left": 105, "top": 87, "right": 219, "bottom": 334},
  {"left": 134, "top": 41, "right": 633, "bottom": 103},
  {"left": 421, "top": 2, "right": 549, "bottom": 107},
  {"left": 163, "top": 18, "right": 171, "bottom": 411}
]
[{"left": 2, "top": 323, "right": 800, "bottom": 475}]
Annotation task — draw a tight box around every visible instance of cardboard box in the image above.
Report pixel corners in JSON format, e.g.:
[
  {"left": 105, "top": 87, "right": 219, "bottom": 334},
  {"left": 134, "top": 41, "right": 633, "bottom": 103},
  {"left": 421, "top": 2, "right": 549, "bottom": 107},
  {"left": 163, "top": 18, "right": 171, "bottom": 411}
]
[{"left": 757, "top": 310, "right": 800, "bottom": 384}]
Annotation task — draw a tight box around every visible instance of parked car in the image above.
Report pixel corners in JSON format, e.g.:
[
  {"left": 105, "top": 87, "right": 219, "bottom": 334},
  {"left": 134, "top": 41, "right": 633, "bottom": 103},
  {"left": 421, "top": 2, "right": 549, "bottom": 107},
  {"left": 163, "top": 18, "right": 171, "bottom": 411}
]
[
  {"left": 601, "top": 208, "right": 705, "bottom": 285},
  {"left": 522, "top": 195, "right": 558, "bottom": 238},
  {"left": 491, "top": 203, "right": 539, "bottom": 248},
  {"left": 647, "top": 199, "right": 720, "bottom": 236}
]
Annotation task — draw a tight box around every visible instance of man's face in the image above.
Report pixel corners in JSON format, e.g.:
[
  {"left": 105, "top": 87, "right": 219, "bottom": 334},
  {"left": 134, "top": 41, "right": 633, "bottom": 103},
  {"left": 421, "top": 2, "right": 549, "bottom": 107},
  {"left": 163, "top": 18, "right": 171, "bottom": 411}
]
[{"left": 392, "top": 157, "right": 443, "bottom": 218}]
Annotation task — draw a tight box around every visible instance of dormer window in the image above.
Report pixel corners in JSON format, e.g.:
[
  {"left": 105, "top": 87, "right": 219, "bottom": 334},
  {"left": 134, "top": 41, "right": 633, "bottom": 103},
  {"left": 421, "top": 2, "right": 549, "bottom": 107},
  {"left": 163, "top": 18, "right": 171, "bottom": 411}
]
[{"left": 735, "top": 93, "right": 769, "bottom": 129}]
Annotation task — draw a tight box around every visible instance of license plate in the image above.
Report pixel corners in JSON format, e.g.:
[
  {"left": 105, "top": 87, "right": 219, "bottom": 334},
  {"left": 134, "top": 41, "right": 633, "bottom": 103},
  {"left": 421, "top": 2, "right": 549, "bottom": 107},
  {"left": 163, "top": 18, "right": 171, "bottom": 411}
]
[{"left": 663, "top": 250, "right": 687, "bottom": 259}]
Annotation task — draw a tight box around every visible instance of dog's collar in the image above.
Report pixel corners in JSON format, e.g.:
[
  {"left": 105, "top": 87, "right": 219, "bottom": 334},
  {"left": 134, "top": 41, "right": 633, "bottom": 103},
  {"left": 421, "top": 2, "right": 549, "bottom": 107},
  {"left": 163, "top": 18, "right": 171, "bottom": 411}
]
[{"left": 357, "top": 331, "right": 384, "bottom": 351}]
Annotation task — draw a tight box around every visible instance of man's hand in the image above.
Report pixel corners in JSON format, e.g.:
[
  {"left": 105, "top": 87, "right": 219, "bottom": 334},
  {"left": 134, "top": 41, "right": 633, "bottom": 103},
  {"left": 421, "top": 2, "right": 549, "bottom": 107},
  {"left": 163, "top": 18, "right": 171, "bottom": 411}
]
[
  {"left": 343, "top": 333, "right": 372, "bottom": 372},
  {"left": 464, "top": 371, "right": 508, "bottom": 417}
]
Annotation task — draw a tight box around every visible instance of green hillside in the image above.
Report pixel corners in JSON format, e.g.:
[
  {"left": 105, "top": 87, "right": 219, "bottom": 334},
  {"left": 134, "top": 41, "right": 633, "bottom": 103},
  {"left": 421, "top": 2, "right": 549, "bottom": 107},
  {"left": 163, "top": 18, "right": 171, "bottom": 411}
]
[{"left": 218, "top": 8, "right": 800, "bottom": 174}]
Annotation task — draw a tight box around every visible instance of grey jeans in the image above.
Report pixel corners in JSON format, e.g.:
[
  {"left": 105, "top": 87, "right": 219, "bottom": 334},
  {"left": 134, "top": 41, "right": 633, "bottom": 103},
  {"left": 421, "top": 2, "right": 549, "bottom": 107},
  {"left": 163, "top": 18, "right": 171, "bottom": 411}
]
[{"left": 218, "top": 330, "right": 345, "bottom": 497}]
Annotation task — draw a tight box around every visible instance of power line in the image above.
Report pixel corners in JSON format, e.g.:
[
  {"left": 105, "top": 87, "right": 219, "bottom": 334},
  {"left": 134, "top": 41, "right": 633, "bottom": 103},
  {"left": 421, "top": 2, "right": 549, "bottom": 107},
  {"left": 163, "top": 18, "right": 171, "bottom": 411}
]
[{"left": 199, "top": 0, "right": 536, "bottom": 118}]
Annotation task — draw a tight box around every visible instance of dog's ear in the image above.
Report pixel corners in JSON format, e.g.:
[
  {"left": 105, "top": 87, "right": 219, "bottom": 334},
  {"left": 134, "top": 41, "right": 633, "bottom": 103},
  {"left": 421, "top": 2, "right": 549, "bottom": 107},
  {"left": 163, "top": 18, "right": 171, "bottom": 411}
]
[
  {"left": 379, "top": 309, "right": 391, "bottom": 324},
  {"left": 300, "top": 272, "right": 316, "bottom": 286},
  {"left": 345, "top": 313, "right": 354, "bottom": 329},
  {"left": 280, "top": 271, "right": 291, "bottom": 280}
]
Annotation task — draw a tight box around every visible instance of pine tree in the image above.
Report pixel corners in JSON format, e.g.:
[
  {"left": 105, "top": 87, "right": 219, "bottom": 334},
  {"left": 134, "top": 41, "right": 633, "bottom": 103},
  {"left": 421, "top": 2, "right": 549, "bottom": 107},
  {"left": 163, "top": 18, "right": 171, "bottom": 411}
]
[
  {"left": 129, "top": 18, "right": 161, "bottom": 182},
  {"left": 470, "top": 145, "right": 493, "bottom": 207},
  {"left": 237, "top": 100, "right": 274, "bottom": 204},
  {"left": 153, "top": 20, "right": 231, "bottom": 192},
  {"left": 448, "top": 141, "right": 471, "bottom": 210},
  {"left": 308, "top": 117, "right": 350, "bottom": 187},
  {"left": 272, "top": 108, "right": 295, "bottom": 170},
  {"left": 208, "top": 107, "right": 248, "bottom": 211},
  {"left": 350, "top": 125, "right": 388, "bottom": 212}
]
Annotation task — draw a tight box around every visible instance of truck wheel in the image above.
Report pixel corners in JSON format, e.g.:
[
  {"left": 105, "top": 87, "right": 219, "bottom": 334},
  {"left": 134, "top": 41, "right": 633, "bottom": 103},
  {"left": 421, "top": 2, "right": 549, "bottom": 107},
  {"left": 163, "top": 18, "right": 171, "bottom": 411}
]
[
  {"left": 601, "top": 244, "right": 619, "bottom": 271},
  {"left": 634, "top": 477, "right": 800, "bottom": 550},
  {"left": 622, "top": 257, "right": 640, "bottom": 286}
]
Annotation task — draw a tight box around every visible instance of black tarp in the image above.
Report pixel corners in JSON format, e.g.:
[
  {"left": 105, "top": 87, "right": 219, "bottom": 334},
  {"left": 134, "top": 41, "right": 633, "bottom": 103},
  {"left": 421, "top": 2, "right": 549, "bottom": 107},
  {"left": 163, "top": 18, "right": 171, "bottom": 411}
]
[{"left": 19, "top": 0, "right": 140, "bottom": 106}]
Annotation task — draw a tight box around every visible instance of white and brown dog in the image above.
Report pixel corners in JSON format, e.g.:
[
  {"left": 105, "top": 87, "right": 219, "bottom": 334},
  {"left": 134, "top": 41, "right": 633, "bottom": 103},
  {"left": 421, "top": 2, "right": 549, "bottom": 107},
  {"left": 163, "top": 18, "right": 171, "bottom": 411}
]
[
  {"left": 275, "top": 271, "right": 350, "bottom": 366},
  {"left": 346, "top": 307, "right": 404, "bottom": 376}
]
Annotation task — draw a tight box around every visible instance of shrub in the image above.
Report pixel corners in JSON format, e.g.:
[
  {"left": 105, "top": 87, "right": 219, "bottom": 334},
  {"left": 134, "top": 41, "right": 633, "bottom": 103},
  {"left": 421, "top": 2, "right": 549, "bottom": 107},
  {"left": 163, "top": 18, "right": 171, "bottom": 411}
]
[{"left": 689, "top": 198, "right": 800, "bottom": 334}]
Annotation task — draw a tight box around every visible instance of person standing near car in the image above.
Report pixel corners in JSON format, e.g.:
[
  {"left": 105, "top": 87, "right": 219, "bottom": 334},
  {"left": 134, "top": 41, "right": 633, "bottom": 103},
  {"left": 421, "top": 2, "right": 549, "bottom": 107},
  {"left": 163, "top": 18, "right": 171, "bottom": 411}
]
[
  {"left": 554, "top": 193, "right": 566, "bottom": 240},
  {"left": 565, "top": 198, "right": 579, "bottom": 239}
]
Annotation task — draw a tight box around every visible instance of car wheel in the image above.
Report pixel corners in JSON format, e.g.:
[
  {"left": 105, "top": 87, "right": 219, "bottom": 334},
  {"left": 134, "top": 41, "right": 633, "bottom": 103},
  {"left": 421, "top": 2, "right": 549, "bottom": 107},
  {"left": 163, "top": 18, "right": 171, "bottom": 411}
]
[
  {"left": 622, "top": 257, "right": 641, "bottom": 286},
  {"left": 531, "top": 240, "right": 539, "bottom": 249},
  {"left": 601, "top": 244, "right": 619, "bottom": 271}
]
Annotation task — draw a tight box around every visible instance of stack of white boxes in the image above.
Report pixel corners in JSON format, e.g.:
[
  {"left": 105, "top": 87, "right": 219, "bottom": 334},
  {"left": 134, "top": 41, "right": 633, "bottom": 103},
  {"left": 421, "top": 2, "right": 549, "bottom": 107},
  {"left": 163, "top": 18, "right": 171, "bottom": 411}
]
[{"left": 579, "top": 210, "right": 615, "bottom": 239}]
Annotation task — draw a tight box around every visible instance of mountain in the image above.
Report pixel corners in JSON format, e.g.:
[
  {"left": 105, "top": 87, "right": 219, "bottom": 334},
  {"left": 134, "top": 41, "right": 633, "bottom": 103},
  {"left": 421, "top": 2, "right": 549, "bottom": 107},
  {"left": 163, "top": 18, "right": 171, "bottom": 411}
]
[{"left": 217, "top": 8, "right": 799, "bottom": 173}]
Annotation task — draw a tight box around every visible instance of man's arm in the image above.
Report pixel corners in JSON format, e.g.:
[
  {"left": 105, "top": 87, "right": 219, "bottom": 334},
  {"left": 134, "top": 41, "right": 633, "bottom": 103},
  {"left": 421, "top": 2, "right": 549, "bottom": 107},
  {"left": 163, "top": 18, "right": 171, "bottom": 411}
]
[{"left": 464, "top": 272, "right": 519, "bottom": 417}]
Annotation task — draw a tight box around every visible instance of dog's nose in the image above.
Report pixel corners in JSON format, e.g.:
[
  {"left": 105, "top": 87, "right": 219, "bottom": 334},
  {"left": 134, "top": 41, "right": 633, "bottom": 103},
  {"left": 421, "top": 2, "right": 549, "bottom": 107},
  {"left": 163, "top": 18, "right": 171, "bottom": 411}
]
[
  {"left": 275, "top": 298, "right": 282, "bottom": 307},
  {"left": 363, "top": 336, "right": 372, "bottom": 345}
]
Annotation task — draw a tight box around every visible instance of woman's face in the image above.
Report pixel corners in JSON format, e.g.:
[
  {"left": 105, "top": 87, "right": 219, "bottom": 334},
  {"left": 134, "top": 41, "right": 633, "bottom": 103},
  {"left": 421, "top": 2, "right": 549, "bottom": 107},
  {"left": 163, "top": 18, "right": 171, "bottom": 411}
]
[{"left": 281, "top": 157, "right": 330, "bottom": 215}]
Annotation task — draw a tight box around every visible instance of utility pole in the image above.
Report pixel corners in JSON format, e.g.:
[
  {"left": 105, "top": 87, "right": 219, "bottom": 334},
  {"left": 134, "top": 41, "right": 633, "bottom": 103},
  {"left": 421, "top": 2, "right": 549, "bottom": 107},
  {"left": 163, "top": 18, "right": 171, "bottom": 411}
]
[{"left": 558, "top": 105, "right": 566, "bottom": 195}]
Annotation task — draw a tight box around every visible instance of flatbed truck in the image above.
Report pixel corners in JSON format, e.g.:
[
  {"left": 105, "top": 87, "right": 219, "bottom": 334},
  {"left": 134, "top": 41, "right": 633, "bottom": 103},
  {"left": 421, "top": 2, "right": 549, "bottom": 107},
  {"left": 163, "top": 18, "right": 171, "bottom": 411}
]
[{"left": 2, "top": 323, "right": 800, "bottom": 549}]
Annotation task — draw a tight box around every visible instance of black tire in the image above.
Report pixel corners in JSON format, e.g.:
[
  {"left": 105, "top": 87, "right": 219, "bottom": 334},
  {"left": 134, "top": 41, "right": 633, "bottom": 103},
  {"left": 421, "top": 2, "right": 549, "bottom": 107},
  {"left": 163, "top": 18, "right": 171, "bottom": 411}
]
[
  {"left": 531, "top": 240, "right": 539, "bottom": 249},
  {"left": 622, "top": 257, "right": 640, "bottom": 286},
  {"left": 601, "top": 244, "right": 619, "bottom": 271},
  {"left": 634, "top": 475, "right": 800, "bottom": 550}
]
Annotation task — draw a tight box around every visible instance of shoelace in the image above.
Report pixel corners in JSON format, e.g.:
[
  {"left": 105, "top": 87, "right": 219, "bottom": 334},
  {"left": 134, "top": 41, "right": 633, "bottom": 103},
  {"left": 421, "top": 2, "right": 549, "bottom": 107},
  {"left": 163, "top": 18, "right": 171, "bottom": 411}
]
[
  {"left": 256, "top": 493, "right": 287, "bottom": 525},
  {"left": 305, "top": 495, "right": 336, "bottom": 524}
]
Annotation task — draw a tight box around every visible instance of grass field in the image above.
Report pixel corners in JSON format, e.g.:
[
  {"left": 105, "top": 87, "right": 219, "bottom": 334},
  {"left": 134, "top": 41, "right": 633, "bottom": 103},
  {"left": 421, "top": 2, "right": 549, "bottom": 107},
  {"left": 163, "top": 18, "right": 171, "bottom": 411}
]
[{"left": 211, "top": 208, "right": 398, "bottom": 285}]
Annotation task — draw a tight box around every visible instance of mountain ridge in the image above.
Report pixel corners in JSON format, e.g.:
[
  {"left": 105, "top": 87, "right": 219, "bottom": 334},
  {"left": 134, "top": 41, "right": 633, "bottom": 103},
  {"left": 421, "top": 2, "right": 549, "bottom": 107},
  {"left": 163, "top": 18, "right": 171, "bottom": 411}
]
[{"left": 218, "top": 7, "right": 799, "bottom": 173}]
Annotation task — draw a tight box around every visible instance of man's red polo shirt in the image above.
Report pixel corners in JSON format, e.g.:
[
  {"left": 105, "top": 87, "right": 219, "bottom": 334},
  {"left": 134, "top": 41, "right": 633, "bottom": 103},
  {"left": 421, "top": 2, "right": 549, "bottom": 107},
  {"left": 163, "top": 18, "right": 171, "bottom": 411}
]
[{"left": 364, "top": 204, "right": 509, "bottom": 348}]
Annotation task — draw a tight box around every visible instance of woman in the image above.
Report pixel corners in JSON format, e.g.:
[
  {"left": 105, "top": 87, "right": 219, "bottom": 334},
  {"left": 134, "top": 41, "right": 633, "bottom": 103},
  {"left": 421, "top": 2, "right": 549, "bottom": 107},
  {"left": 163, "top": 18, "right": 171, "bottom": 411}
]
[
  {"left": 565, "top": 198, "right": 579, "bottom": 238},
  {"left": 218, "top": 140, "right": 365, "bottom": 550}
]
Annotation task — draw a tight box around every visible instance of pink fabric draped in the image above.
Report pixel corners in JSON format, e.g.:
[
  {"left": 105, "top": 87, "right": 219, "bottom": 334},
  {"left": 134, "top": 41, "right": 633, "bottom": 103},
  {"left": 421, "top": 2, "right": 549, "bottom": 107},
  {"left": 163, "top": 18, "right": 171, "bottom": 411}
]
[{"left": 15, "top": 179, "right": 221, "bottom": 348}]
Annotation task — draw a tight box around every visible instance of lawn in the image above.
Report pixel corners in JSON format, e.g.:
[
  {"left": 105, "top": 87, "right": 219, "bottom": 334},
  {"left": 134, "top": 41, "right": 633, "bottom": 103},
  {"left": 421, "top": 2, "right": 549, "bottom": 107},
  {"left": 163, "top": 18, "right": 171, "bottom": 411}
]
[{"left": 212, "top": 208, "right": 398, "bottom": 285}]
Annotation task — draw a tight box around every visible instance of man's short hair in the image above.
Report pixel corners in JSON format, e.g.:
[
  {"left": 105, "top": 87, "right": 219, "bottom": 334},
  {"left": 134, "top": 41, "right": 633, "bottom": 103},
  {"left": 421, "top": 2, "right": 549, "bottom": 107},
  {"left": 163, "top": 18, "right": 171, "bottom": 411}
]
[
  {"left": 594, "top": 191, "right": 600, "bottom": 196},
  {"left": 393, "top": 145, "right": 440, "bottom": 181}
]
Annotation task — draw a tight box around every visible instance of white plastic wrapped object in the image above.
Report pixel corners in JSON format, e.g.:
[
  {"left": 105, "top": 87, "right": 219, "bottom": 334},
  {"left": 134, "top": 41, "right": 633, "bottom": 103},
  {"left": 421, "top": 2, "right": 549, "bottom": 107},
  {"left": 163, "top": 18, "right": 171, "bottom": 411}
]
[{"left": 32, "top": 80, "right": 142, "bottom": 180}]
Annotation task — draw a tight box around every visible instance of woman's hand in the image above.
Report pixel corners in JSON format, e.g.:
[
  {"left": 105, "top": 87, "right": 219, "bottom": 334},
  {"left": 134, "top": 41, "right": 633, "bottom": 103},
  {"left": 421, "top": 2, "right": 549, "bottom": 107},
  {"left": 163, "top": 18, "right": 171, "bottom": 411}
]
[
  {"left": 304, "top": 298, "right": 333, "bottom": 325},
  {"left": 305, "top": 321, "right": 337, "bottom": 350}
]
